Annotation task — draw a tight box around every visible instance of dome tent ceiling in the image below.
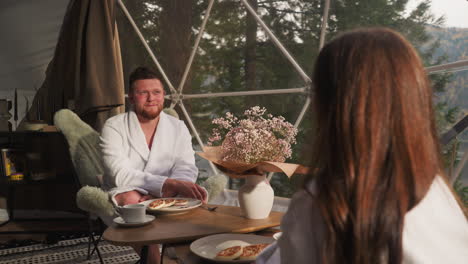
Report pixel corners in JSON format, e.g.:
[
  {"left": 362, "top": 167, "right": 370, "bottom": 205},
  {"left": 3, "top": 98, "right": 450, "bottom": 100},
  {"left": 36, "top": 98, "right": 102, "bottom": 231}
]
[
  {"left": 0, "top": 0, "right": 69, "bottom": 126},
  {"left": 0, "top": 0, "right": 69, "bottom": 96}
]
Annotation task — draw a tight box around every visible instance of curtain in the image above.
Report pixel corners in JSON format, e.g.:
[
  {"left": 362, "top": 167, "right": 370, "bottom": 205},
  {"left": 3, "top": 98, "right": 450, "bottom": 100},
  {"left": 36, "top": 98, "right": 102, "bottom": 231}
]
[{"left": 23, "top": 0, "right": 124, "bottom": 132}]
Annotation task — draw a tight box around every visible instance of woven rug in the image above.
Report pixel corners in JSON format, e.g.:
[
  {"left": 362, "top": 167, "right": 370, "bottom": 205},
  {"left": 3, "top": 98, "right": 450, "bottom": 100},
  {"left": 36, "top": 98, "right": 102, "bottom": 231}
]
[{"left": 0, "top": 237, "right": 139, "bottom": 264}]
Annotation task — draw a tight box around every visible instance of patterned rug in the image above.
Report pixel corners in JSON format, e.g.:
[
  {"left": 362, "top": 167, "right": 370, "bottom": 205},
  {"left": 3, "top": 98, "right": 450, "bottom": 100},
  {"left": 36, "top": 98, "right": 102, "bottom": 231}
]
[{"left": 0, "top": 236, "right": 139, "bottom": 264}]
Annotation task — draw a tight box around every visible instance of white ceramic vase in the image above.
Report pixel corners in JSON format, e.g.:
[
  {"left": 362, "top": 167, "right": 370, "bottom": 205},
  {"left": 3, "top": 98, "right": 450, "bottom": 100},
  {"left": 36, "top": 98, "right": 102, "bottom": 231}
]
[{"left": 238, "top": 174, "right": 274, "bottom": 219}]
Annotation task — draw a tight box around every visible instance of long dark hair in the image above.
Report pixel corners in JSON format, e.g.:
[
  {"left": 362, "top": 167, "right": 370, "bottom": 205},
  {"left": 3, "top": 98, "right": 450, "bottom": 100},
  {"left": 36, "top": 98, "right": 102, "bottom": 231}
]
[{"left": 309, "top": 27, "right": 442, "bottom": 264}]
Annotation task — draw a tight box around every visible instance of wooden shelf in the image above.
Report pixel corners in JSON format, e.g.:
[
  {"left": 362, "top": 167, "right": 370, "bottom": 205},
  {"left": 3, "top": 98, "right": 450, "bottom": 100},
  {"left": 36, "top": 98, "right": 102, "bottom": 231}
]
[{"left": 0, "top": 131, "right": 83, "bottom": 237}]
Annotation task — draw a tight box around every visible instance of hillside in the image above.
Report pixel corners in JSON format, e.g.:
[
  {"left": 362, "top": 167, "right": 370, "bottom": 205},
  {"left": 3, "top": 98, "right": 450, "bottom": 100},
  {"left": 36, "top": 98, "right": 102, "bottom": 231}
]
[{"left": 425, "top": 26, "right": 468, "bottom": 118}]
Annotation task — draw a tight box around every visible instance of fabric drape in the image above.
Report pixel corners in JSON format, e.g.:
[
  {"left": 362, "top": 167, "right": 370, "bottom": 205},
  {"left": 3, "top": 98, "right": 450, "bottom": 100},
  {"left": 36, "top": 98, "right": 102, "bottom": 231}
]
[{"left": 23, "top": 0, "right": 124, "bottom": 131}]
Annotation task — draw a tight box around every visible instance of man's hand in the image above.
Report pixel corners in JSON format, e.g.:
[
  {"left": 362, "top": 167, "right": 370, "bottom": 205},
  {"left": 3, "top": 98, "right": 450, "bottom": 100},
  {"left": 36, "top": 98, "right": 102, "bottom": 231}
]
[
  {"left": 114, "top": 190, "right": 155, "bottom": 206},
  {"left": 162, "top": 179, "right": 207, "bottom": 203}
]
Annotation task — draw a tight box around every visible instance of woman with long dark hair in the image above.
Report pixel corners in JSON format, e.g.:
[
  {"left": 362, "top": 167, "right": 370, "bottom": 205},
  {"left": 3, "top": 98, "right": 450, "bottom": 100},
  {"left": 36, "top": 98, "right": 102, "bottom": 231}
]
[{"left": 257, "top": 27, "right": 468, "bottom": 264}]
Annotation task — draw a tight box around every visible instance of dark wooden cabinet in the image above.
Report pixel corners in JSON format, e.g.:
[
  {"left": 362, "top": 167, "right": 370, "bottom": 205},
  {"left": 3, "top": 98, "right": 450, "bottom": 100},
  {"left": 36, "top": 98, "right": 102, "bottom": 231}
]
[{"left": 0, "top": 131, "right": 82, "bottom": 220}]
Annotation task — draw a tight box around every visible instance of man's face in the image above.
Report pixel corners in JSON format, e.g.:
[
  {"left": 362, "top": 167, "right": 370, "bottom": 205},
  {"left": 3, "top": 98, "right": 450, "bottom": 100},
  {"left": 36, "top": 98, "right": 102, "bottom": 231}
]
[{"left": 129, "top": 79, "right": 165, "bottom": 120}]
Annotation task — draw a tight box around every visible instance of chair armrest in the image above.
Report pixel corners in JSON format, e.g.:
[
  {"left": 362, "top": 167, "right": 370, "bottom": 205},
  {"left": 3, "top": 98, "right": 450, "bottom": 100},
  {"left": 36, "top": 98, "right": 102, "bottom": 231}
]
[{"left": 76, "top": 186, "right": 115, "bottom": 217}]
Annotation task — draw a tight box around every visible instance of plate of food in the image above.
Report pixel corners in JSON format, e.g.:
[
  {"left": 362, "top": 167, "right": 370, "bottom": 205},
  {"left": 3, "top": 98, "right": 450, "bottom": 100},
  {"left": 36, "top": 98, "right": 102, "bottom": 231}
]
[
  {"left": 141, "top": 198, "right": 202, "bottom": 215},
  {"left": 190, "top": 233, "right": 274, "bottom": 263}
]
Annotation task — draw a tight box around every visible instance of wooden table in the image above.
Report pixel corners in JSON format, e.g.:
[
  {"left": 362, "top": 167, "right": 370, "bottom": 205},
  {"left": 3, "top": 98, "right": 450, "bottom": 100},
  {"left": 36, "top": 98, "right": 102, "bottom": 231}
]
[{"left": 103, "top": 205, "right": 283, "bottom": 263}]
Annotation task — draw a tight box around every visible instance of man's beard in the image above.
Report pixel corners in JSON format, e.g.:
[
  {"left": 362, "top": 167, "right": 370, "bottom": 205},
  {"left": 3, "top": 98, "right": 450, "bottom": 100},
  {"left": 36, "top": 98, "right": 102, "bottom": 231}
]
[{"left": 136, "top": 106, "right": 162, "bottom": 120}]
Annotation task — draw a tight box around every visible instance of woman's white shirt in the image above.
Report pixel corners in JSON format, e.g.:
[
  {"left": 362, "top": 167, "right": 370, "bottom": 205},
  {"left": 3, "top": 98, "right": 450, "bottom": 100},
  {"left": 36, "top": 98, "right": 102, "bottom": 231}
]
[
  {"left": 257, "top": 176, "right": 468, "bottom": 264},
  {"left": 402, "top": 176, "right": 468, "bottom": 264}
]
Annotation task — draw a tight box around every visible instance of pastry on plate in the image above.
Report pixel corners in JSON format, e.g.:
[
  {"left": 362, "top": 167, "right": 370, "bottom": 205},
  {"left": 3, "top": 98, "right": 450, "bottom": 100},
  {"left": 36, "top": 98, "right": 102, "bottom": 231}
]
[
  {"left": 148, "top": 199, "right": 165, "bottom": 209},
  {"left": 238, "top": 244, "right": 270, "bottom": 261},
  {"left": 163, "top": 198, "right": 176, "bottom": 207},
  {"left": 215, "top": 240, "right": 250, "bottom": 251},
  {"left": 174, "top": 199, "right": 189, "bottom": 206},
  {"left": 215, "top": 245, "right": 243, "bottom": 260}
]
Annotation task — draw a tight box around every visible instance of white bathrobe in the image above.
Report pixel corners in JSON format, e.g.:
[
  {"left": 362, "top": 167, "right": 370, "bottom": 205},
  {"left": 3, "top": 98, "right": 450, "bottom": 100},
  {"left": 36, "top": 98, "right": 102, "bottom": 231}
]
[
  {"left": 257, "top": 176, "right": 468, "bottom": 264},
  {"left": 100, "top": 110, "right": 198, "bottom": 202}
]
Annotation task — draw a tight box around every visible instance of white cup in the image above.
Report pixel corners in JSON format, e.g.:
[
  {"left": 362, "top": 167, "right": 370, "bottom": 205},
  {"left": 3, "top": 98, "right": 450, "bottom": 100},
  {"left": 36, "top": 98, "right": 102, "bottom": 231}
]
[{"left": 117, "top": 204, "right": 146, "bottom": 223}]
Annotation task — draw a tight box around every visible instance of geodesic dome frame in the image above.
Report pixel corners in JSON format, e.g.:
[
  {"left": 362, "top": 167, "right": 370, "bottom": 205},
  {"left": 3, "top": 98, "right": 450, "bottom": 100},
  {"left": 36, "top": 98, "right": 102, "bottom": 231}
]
[{"left": 117, "top": 0, "right": 468, "bottom": 180}]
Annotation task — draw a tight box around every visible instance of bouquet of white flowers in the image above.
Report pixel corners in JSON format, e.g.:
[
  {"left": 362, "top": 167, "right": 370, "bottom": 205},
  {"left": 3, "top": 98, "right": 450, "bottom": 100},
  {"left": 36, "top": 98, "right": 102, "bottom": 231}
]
[
  {"left": 198, "top": 106, "right": 308, "bottom": 178},
  {"left": 208, "top": 106, "right": 297, "bottom": 164}
]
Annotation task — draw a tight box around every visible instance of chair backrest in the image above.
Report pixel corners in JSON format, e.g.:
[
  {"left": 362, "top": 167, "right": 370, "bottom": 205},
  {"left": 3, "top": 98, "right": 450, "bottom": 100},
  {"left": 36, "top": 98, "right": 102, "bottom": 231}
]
[
  {"left": 163, "top": 107, "right": 179, "bottom": 119},
  {"left": 54, "top": 109, "right": 104, "bottom": 187}
]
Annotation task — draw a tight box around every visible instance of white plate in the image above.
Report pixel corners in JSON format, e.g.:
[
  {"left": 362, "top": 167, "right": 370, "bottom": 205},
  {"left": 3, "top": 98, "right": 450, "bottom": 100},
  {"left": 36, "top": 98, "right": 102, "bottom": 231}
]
[
  {"left": 140, "top": 198, "right": 202, "bottom": 215},
  {"left": 190, "top": 233, "right": 274, "bottom": 263},
  {"left": 113, "top": 214, "right": 155, "bottom": 227}
]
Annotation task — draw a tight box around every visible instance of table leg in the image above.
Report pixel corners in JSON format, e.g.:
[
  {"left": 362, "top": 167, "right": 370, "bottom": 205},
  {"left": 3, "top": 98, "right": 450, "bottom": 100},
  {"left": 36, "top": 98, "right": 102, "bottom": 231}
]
[
  {"left": 140, "top": 245, "right": 149, "bottom": 264},
  {"left": 161, "top": 244, "right": 166, "bottom": 264}
]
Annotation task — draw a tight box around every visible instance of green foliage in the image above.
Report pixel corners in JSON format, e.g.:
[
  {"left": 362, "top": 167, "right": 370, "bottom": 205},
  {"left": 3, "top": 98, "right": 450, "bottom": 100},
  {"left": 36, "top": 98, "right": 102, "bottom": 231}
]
[
  {"left": 435, "top": 102, "right": 461, "bottom": 168},
  {"left": 425, "top": 26, "right": 468, "bottom": 117},
  {"left": 271, "top": 173, "right": 309, "bottom": 198},
  {"left": 454, "top": 179, "right": 468, "bottom": 208},
  {"left": 435, "top": 102, "right": 460, "bottom": 132}
]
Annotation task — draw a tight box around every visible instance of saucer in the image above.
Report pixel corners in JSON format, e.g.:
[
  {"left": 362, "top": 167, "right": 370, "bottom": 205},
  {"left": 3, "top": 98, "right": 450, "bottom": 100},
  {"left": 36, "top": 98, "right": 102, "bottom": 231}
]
[{"left": 113, "top": 215, "right": 155, "bottom": 227}]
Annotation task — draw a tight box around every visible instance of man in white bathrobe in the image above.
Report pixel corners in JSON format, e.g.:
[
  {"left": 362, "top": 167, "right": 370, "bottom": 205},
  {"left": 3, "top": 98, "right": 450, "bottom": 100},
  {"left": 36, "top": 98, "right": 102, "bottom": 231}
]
[
  {"left": 100, "top": 66, "right": 206, "bottom": 206},
  {"left": 100, "top": 67, "right": 206, "bottom": 263}
]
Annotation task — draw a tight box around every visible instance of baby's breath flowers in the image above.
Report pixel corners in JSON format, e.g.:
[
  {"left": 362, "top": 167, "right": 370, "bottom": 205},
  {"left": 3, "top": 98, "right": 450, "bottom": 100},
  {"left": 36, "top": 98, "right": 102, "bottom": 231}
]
[{"left": 208, "top": 106, "right": 297, "bottom": 164}]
